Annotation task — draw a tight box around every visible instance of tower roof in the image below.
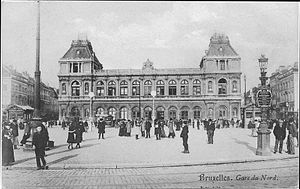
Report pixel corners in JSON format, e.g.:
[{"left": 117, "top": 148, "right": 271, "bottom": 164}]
[
  {"left": 205, "top": 33, "right": 238, "bottom": 57},
  {"left": 60, "top": 39, "right": 102, "bottom": 69}
]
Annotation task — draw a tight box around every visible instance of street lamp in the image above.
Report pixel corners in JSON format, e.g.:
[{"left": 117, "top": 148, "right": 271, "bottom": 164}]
[
  {"left": 256, "top": 54, "right": 271, "bottom": 156},
  {"left": 151, "top": 90, "right": 156, "bottom": 128},
  {"left": 88, "top": 91, "right": 95, "bottom": 132}
]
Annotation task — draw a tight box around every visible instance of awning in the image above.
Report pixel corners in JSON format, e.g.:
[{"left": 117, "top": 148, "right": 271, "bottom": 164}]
[{"left": 6, "top": 104, "right": 34, "bottom": 111}]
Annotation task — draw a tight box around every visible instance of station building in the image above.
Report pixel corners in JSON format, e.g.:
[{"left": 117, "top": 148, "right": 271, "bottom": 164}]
[{"left": 57, "top": 33, "right": 242, "bottom": 121}]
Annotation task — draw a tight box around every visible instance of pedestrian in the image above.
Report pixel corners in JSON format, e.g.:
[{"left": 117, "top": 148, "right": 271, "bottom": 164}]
[
  {"left": 119, "top": 120, "right": 126, "bottom": 137},
  {"left": 2, "top": 123, "right": 15, "bottom": 166},
  {"left": 62, "top": 120, "right": 66, "bottom": 130},
  {"left": 145, "top": 119, "right": 152, "bottom": 138},
  {"left": 207, "top": 119, "right": 215, "bottom": 144},
  {"left": 83, "top": 120, "right": 88, "bottom": 132},
  {"left": 32, "top": 123, "right": 49, "bottom": 170},
  {"left": 159, "top": 119, "right": 166, "bottom": 138},
  {"left": 154, "top": 119, "right": 161, "bottom": 140},
  {"left": 230, "top": 118, "right": 235, "bottom": 128},
  {"left": 67, "top": 118, "right": 76, "bottom": 149},
  {"left": 20, "top": 122, "right": 31, "bottom": 146},
  {"left": 180, "top": 120, "right": 189, "bottom": 153},
  {"left": 10, "top": 119, "right": 19, "bottom": 149},
  {"left": 168, "top": 119, "right": 175, "bottom": 138},
  {"left": 273, "top": 119, "right": 286, "bottom": 154},
  {"left": 97, "top": 118, "right": 106, "bottom": 139},
  {"left": 141, "top": 118, "right": 145, "bottom": 137},
  {"left": 126, "top": 119, "right": 132, "bottom": 137},
  {"left": 286, "top": 118, "right": 297, "bottom": 155},
  {"left": 75, "top": 119, "right": 85, "bottom": 148},
  {"left": 196, "top": 119, "right": 200, "bottom": 130}
]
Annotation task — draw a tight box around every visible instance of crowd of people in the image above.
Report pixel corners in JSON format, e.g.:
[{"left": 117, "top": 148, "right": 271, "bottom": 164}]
[{"left": 2, "top": 115, "right": 298, "bottom": 170}]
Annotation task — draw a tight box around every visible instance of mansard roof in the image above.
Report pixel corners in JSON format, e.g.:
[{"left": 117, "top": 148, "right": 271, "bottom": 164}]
[
  {"left": 61, "top": 40, "right": 101, "bottom": 62},
  {"left": 205, "top": 33, "right": 239, "bottom": 57}
]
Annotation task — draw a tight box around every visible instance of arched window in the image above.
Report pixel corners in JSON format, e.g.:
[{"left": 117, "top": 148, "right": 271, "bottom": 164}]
[
  {"left": 144, "top": 80, "right": 152, "bottom": 96},
  {"left": 169, "top": 80, "right": 177, "bottom": 96},
  {"left": 208, "top": 108, "right": 213, "bottom": 119},
  {"left": 108, "top": 107, "right": 117, "bottom": 119},
  {"left": 61, "top": 83, "right": 66, "bottom": 95},
  {"left": 96, "top": 81, "right": 105, "bottom": 96},
  {"left": 156, "top": 80, "right": 164, "bottom": 96},
  {"left": 84, "top": 83, "right": 89, "bottom": 94},
  {"left": 208, "top": 81, "right": 213, "bottom": 93},
  {"left": 232, "top": 81, "right": 237, "bottom": 93},
  {"left": 120, "top": 80, "right": 128, "bottom": 96},
  {"left": 108, "top": 80, "right": 116, "bottom": 96},
  {"left": 193, "top": 107, "right": 201, "bottom": 119},
  {"left": 61, "top": 109, "right": 66, "bottom": 117},
  {"left": 71, "top": 81, "right": 80, "bottom": 96},
  {"left": 193, "top": 79, "right": 201, "bottom": 95},
  {"left": 144, "top": 107, "right": 152, "bottom": 120},
  {"left": 132, "top": 107, "right": 141, "bottom": 120},
  {"left": 71, "top": 106, "right": 80, "bottom": 117},
  {"left": 132, "top": 80, "right": 140, "bottom": 96},
  {"left": 180, "top": 80, "right": 189, "bottom": 95},
  {"left": 120, "top": 107, "right": 128, "bottom": 120},
  {"left": 219, "top": 106, "right": 227, "bottom": 119},
  {"left": 96, "top": 107, "right": 105, "bottom": 116},
  {"left": 218, "top": 78, "right": 227, "bottom": 94}
]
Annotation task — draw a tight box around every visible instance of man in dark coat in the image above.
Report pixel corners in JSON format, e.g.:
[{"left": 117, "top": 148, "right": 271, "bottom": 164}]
[
  {"left": 273, "top": 119, "right": 286, "bottom": 154},
  {"left": 97, "top": 118, "right": 106, "bottom": 139},
  {"left": 75, "top": 120, "right": 85, "bottom": 148},
  {"left": 2, "top": 123, "right": 15, "bottom": 166},
  {"left": 32, "top": 124, "right": 49, "bottom": 170},
  {"left": 180, "top": 120, "right": 189, "bottom": 153},
  {"left": 145, "top": 119, "right": 152, "bottom": 138},
  {"left": 286, "top": 118, "right": 296, "bottom": 155},
  {"left": 207, "top": 119, "right": 215, "bottom": 144}
]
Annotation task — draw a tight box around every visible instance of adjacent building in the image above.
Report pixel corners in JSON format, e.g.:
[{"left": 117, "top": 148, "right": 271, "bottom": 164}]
[
  {"left": 57, "top": 33, "right": 242, "bottom": 122},
  {"left": 2, "top": 65, "right": 59, "bottom": 121},
  {"left": 269, "top": 62, "right": 299, "bottom": 119}
]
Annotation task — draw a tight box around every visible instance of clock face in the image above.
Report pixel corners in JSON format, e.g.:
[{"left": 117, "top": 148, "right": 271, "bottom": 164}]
[
  {"left": 219, "top": 47, "right": 223, "bottom": 52},
  {"left": 76, "top": 50, "right": 80, "bottom": 55}
]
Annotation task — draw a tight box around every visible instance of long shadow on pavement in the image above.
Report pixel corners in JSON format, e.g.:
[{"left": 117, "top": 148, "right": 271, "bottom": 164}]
[
  {"left": 48, "top": 154, "right": 78, "bottom": 165},
  {"left": 232, "top": 137, "right": 256, "bottom": 155},
  {"left": 13, "top": 141, "right": 103, "bottom": 165}
]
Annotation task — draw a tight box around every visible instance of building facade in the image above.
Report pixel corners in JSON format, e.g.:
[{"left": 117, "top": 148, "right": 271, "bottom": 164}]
[
  {"left": 2, "top": 65, "right": 59, "bottom": 121},
  {"left": 58, "top": 34, "right": 242, "bottom": 121},
  {"left": 269, "top": 62, "right": 299, "bottom": 118}
]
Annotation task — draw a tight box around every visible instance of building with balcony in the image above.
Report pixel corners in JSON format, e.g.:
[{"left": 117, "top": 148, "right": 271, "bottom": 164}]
[
  {"left": 57, "top": 33, "right": 242, "bottom": 121},
  {"left": 269, "top": 62, "right": 299, "bottom": 119}
]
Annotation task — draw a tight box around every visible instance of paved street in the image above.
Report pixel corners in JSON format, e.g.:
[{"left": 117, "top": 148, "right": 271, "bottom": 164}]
[
  {"left": 9, "top": 126, "right": 299, "bottom": 169},
  {"left": 2, "top": 157, "right": 299, "bottom": 188},
  {"left": 2, "top": 126, "right": 299, "bottom": 188}
]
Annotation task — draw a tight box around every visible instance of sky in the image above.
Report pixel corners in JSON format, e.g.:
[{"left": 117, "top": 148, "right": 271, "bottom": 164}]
[{"left": 1, "top": 1, "right": 299, "bottom": 90}]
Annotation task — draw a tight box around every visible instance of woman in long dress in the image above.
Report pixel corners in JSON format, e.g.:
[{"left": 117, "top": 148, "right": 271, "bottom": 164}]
[
  {"left": 67, "top": 119, "right": 76, "bottom": 149},
  {"left": 2, "top": 123, "right": 15, "bottom": 166}
]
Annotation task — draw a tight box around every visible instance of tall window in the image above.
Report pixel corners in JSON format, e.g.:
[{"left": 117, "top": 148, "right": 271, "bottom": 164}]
[
  {"left": 232, "top": 107, "right": 238, "bottom": 118},
  {"left": 108, "top": 107, "right": 117, "bottom": 119},
  {"left": 132, "top": 107, "right": 141, "bottom": 120},
  {"left": 120, "top": 80, "right": 128, "bottom": 96},
  {"left": 96, "top": 81, "right": 105, "bottom": 96},
  {"left": 71, "top": 81, "right": 80, "bottom": 96},
  {"left": 84, "top": 83, "right": 89, "bottom": 94},
  {"left": 208, "top": 81, "right": 213, "bottom": 93},
  {"left": 144, "top": 80, "right": 152, "bottom": 96},
  {"left": 193, "top": 79, "right": 201, "bottom": 95},
  {"left": 144, "top": 107, "right": 152, "bottom": 120},
  {"left": 232, "top": 81, "right": 237, "bottom": 93},
  {"left": 132, "top": 80, "right": 140, "bottom": 96},
  {"left": 120, "top": 107, "right": 128, "bottom": 119},
  {"left": 193, "top": 107, "right": 201, "bottom": 119},
  {"left": 208, "top": 108, "right": 213, "bottom": 118},
  {"left": 218, "top": 78, "right": 227, "bottom": 94},
  {"left": 61, "top": 83, "right": 66, "bottom": 95},
  {"left": 169, "top": 80, "right": 177, "bottom": 96},
  {"left": 156, "top": 80, "right": 165, "bottom": 96},
  {"left": 69, "top": 63, "right": 82, "bottom": 73},
  {"left": 84, "top": 108, "right": 90, "bottom": 117},
  {"left": 108, "top": 81, "right": 116, "bottom": 96},
  {"left": 219, "top": 106, "right": 226, "bottom": 119},
  {"left": 220, "top": 60, "right": 225, "bottom": 70},
  {"left": 180, "top": 80, "right": 189, "bottom": 95}
]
